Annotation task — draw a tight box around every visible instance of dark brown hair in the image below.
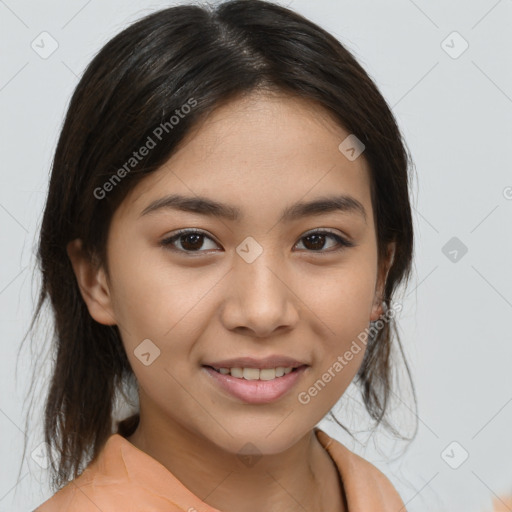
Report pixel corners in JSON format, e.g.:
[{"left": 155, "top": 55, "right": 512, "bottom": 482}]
[{"left": 22, "top": 0, "right": 417, "bottom": 492}]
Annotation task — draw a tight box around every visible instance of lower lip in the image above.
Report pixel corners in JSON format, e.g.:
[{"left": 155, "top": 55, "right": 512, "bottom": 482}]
[{"left": 202, "top": 365, "right": 308, "bottom": 404}]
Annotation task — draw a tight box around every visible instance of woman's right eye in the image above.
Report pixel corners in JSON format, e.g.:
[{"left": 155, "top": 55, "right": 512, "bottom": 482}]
[{"left": 160, "top": 229, "right": 220, "bottom": 254}]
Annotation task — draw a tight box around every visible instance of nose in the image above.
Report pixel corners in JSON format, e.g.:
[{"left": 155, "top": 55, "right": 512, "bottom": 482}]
[{"left": 220, "top": 251, "right": 300, "bottom": 338}]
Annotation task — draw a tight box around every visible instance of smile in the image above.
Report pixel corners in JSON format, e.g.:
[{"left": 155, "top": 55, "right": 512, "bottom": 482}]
[
  {"left": 202, "top": 364, "right": 309, "bottom": 404},
  {"left": 208, "top": 366, "right": 298, "bottom": 380}
]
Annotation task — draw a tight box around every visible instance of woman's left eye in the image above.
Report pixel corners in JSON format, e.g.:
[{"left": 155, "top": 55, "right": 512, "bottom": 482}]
[
  {"left": 295, "top": 230, "right": 354, "bottom": 253},
  {"left": 160, "top": 229, "right": 354, "bottom": 255}
]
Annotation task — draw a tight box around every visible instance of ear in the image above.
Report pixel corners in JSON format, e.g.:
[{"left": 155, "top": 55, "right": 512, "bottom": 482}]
[
  {"left": 66, "top": 238, "right": 117, "bottom": 326},
  {"left": 370, "top": 242, "right": 396, "bottom": 322}
]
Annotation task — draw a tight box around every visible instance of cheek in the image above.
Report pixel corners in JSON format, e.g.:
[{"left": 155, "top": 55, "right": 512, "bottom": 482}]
[
  {"left": 107, "top": 246, "right": 223, "bottom": 375},
  {"left": 304, "top": 261, "right": 376, "bottom": 397},
  {"left": 309, "top": 260, "right": 377, "bottom": 336},
  {"left": 108, "top": 245, "right": 191, "bottom": 333}
]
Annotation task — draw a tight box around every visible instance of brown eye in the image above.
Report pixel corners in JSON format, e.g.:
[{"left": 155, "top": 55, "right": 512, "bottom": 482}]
[
  {"left": 295, "top": 230, "right": 354, "bottom": 253},
  {"left": 161, "top": 230, "right": 220, "bottom": 253}
]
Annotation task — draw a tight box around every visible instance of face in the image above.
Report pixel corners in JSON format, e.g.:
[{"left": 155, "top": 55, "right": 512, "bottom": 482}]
[{"left": 70, "top": 91, "right": 393, "bottom": 455}]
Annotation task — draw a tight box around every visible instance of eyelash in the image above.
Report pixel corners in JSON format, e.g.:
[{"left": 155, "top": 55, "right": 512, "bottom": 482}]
[{"left": 160, "top": 228, "right": 355, "bottom": 256}]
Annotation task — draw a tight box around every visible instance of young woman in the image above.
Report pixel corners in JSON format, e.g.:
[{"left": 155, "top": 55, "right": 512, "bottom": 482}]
[{"left": 29, "top": 1, "right": 418, "bottom": 510}]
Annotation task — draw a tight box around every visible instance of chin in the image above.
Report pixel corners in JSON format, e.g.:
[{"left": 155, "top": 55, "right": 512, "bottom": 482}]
[{"left": 206, "top": 423, "right": 309, "bottom": 458}]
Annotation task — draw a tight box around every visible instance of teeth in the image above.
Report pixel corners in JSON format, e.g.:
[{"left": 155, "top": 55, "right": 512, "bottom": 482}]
[
  {"left": 260, "top": 368, "right": 277, "bottom": 380},
  {"left": 231, "top": 368, "right": 244, "bottom": 378},
  {"left": 214, "top": 366, "right": 296, "bottom": 380},
  {"left": 275, "top": 367, "right": 285, "bottom": 377},
  {"left": 243, "top": 368, "right": 260, "bottom": 380}
]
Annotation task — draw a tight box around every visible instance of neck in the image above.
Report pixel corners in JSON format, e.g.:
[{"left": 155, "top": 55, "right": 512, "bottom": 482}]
[{"left": 125, "top": 415, "right": 346, "bottom": 512}]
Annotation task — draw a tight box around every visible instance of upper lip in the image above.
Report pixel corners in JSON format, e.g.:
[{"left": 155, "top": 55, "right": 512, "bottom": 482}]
[{"left": 204, "top": 355, "right": 309, "bottom": 369}]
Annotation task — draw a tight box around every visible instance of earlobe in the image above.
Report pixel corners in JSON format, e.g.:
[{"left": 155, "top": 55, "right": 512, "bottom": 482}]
[
  {"left": 370, "top": 242, "right": 396, "bottom": 322},
  {"left": 66, "top": 239, "right": 117, "bottom": 326},
  {"left": 370, "top": 297, "right": 384, "bottom": 322}
]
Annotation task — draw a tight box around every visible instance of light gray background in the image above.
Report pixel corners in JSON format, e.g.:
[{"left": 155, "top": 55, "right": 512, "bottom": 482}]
[{"left": 1, "top": 0, "right": 511, "bottom": 511}]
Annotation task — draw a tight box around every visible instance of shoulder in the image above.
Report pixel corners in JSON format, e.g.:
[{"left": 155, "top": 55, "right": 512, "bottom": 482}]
[
  {"left": 315, "top": 428, "right": 406, "bottom": 510},
  {"left": 33, "top": 437, "right": 113, "bottom": 512},
  {"left": 490, "top": 495, "right": 512, "bottom": 511},
  {"left": 32, "top": 433, "right": 185, "bottom": 512},
  {"left": 33, "top": 473, "right": 95, "bottom": 512}
]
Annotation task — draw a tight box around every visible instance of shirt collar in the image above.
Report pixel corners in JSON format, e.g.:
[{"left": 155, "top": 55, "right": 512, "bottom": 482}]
[
  {"left": 100, "top": 427, "right": 406, "bottom": 511},
  {"left": 40, "top": 426, "right": 405, "bottom": 511}
]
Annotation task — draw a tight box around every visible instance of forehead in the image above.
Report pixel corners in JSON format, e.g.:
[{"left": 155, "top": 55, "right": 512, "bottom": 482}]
[{"left": 118, "top": 91, "right": 373, "bottom": 225}]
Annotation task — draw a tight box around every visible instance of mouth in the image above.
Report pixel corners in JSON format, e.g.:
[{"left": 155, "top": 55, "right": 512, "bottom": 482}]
[
  {"left": 204, "top": 365, "right": 306, "bottom": 381},
  {"left": 202, "top": 364, "right": 309, "bottom": 404}
]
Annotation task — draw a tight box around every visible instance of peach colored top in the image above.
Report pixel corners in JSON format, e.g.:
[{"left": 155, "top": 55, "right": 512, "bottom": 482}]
[
  {"left": 489, "top": 496, "right": 512, "bottom": 512},
  {"left": 35, "top": 427, "right": 406, "bottom": 511}
]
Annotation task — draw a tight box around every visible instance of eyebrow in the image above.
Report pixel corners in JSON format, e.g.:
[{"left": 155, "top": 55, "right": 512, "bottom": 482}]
[{"left": 139, "top": 193, "right": 367, "bottom": 224}]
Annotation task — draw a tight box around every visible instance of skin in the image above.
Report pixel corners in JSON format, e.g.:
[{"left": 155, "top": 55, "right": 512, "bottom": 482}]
[{"left": 68, "top": 90, "right": 395, "bottom": 512}]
